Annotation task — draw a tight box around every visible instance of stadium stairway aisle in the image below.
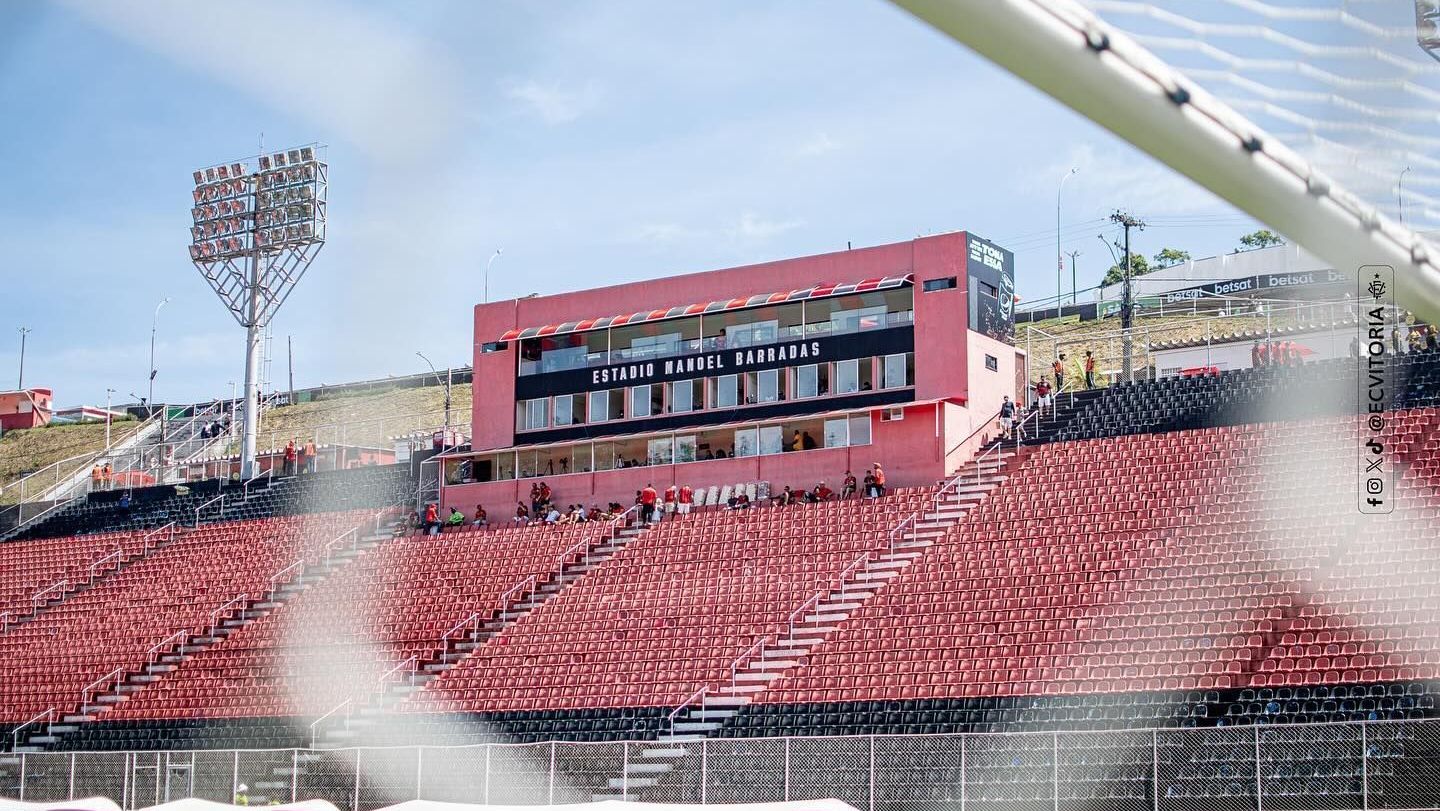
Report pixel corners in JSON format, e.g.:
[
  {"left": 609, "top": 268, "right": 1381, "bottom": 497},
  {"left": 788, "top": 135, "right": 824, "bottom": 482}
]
[{"left": 4, "top": 509, "right": 401, "bottom": 753}]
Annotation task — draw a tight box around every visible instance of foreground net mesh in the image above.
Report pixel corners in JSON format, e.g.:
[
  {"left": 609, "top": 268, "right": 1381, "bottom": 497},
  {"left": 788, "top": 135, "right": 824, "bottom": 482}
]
[{"left": 1082, "top": 0, "right": 1440, "bottom": 232}]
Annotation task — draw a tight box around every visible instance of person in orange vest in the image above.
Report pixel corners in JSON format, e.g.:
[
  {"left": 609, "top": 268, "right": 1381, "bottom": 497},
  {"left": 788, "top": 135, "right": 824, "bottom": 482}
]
[
  {"left": 1083, "top": 351, "right": 1096, "bottom": 389},
  {"left": 304, "top": 440, "right": 317, "bottom": 473},
  {"left": 1052, "top": 355, "right": 1065, "bottom": 390},
  {"left": 872, "top": 463, "right": 887, "bottom": 497},
  {"left": 91, "top": 464, "right": 103, "bottom": 491},
  {"left": 101, "top": 462, "right": 113, "bottom": 490}
]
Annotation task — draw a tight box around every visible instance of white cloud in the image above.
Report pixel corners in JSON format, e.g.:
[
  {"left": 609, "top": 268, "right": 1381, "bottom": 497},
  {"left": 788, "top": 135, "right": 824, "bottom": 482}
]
[
  {"left": 503, "top": 79, "right": 604, "bottom": 124},
  {"left": 730, "top": 211, "right": 803, "bottom": 242},
  {"left": 56, "top": 0, "right": 461, "bottom": 163},
  {"left": 1023, "top": 142, "right": 1233, "bottom": 218},
  {"left": 797, "top": 132, "right": 840, "bottom": 157}
]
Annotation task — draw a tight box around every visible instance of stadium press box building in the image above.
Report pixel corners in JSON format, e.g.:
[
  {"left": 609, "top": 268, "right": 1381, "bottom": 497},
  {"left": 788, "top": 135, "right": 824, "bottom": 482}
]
[{"left": 439, "top": 233, "right": 1024, "bottom": 512}]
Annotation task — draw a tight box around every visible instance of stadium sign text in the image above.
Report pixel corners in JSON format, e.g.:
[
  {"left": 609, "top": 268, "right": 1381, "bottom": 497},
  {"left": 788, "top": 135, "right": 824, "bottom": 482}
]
[{"left": 592, "top": 340, "right": 825, "bottom": 386}]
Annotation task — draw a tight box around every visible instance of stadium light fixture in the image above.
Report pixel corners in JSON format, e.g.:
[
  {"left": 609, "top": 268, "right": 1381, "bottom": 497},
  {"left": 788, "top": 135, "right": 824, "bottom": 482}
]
[{"left": 188, "top": 143, "right": 328, "bottom": 478}]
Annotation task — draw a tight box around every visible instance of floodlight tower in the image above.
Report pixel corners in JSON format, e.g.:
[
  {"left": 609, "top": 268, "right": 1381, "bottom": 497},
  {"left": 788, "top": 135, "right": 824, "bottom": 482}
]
[{"left": 187, "top": 144, "right": 328, "bottom": 478}]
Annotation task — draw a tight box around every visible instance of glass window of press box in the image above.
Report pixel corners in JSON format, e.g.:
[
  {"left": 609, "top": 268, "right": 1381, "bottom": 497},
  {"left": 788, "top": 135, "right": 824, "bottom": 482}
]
[
  {"left": 449, "top": 411, "right": 875, "bottom": 485},
  {"left": 516, "top": 287, "right": 913, "bottom": 376},
  {"left": 516, "top": 354, "right": 911, "bottom": 434}
]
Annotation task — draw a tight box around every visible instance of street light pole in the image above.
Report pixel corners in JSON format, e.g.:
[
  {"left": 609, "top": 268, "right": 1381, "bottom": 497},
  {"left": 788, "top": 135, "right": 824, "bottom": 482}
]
[
  {"left": 416, "top": 352, "right": 449, "bottom": 446},
  {"left": 148, "top": 298, "right": 170, "bottom": 411},
  {"left": 483, "top": 248, "right": 503, "bottom": 304},
  {"left": 1057, "top": 167, "right": 1077, "bottom": 311},
  {"left": 105, "top": 388, "right": 115, "bottom": 450},
  {"left": 16, "top": 327, "right": 30, "bottom": 390}
]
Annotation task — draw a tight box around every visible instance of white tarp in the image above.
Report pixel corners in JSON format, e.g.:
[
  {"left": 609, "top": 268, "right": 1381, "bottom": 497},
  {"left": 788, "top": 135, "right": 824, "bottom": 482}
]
[
  {"left": 0, "top": 798, "right": 857, "bottom": 811},
  {"left": 385, "top": 801, "right": 860, "bottom": 811},
  {"left": 0, "top": 799, "right": 121, "bottom": 811}
]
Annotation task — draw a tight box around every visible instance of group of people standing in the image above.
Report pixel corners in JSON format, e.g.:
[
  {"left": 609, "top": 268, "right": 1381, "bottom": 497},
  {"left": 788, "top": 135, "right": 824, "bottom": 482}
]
[{"left": 281, "top": 439, "right": 317, "bottom": 477}]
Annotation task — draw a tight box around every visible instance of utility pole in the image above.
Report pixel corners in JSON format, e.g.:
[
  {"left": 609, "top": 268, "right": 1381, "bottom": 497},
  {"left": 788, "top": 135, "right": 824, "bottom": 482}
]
[
  {"left": 287, "top": 336, "right": 295, "bottom": 406},
  {"left": 1110, "top": 211, "right": 1146, "bottom": 383},
  {"left": 16, "top": 327, "right": 30, "bottom": 390},
  {"left": 1066, "top": 250, "right": 1082, "bottom": 306}
]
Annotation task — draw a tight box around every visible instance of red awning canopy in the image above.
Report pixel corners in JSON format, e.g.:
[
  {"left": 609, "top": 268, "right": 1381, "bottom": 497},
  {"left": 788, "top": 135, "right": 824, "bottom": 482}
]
[{"left": 497, "top": 274, "right": 913, "bottom": 343}]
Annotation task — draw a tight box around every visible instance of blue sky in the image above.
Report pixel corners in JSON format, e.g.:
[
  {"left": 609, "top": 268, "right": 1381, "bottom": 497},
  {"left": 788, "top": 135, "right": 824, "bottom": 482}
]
[{"left": 0, "top": 0, "right": 1262, "bottom": 408}]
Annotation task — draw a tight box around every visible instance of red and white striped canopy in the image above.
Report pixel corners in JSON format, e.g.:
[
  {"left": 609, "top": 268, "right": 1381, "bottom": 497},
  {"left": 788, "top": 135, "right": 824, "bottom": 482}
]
[{"left": 498, "top": 274, "right": 912, "bottom": 342}]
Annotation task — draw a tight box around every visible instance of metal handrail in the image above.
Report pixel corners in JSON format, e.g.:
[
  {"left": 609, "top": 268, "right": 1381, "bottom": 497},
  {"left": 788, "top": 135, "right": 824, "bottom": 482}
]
[
  {"left": 12, "top": 708, "right": 55, "bottom": 750},
  {"left": 141, "top": 522, "right": 176, "bottom": 553},
  {"left": 194, "top": 493, "right": 224, "bottom": 527},
  {"left": 32, "top": 579, "right": 67, "bottom": 607},
  {"left": 668, "top": 687, "right": 708, "bottom": 736},
  {"left": 0, "top": 611, "right": 10, "bottom": 631},
  {"left": 309, "top": 699, "right": 352, "bottom": 749},
  {"left": 88, "top": 549, "right": 124, "bottom": 581},
  {"left": 269, "top": 560, "right": 304, "bottom": 592},
  {"left": 209, "top": 595, "right": 247, "bottom": 630},
  {"left": 943, "top": 404, "right": 1006, "bottom": 461},
  {"left": 499, "top": 575, "right": 537, "bottom": 609},
  {"left": 728, "top": 637, "right": 771, "bottom": 688},
  {"left": 321, "top": 527, "right": 360, "bottom": 567},
  {"left": 242, "top": 466, "right": 274, "bottom": 501},
  {"left": 444, "top": 612, "right": 483, "bottom": 642},
  {"left": 4, "top": 410, "right": 157, "bottom": 505},
  {"left": 146, "top": 629, "right": 189, "bottom": 664},
  {"left": 82, "top": 668, "right": 124, "bottom": 705}
]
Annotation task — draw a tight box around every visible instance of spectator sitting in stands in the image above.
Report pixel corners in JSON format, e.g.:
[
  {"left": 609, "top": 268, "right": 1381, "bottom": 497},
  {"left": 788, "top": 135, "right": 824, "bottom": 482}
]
[
  {"left": 863, "top": 468, "right": 876, "bottom": 497},
  {"left": 445, "top": 507, "right": 465, "bottom": 531},
  {"left": 810, "top": 481, "right": 833, "bottom": 502},
  {"left": 514, "top": 502, "right": 530, "bottom": 525},
  {"left": 776, "top": 485, "right": 795, "bottom": 506},
  {"left": 588, "top": 504, "right": 604, "bottom": 522},
  {"left": 544, "top": 504, "right": 563, "bottom": 524},
  {"left": 407, "top": 510, "right": 422, "bottom": 533},
  {"left": 472, "top": 505, "right": 488, "bottom": 527},
  {"left": 842, "top": 470, "right": 857, "bottom": 498}
]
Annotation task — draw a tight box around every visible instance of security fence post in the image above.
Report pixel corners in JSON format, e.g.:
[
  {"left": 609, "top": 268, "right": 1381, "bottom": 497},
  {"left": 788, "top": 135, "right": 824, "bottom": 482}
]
[
  {"left": 353, "top": 749, "right": 362, "bottom": 811},
  {"left": 1152, "top": 729, "right": 1160, "bottom": 811},
  {"left": 548, "top": 742, "right": 556, "bottom": 806},
  {"left": 783, "top": 737, "right": 791, "bottom": 801},
  {"left": 868, "top": 735, "right": 876, "bottom": 811},
  {"left": 292, "top": 750, "right": 299, "bottom": 804},
  {"left": 416, "top": 747, "right": 424, "bottom": 800},
  {"left": 231, "top": 751, "right": 238, "bottom": 806},
  {"left": 701, "top": 739, "right": 708, "bottom": 805},
  {"left": 960, "top": 733, "right": 967, "bottom": 811},
  {"left": 70, "top": 752, "right": 77, "bottom": 800},
  {"left": 1053, "top": 732, "right": 1060, "bottom": 811},
  {"left": 622, "top": 742, "right": 629, "bottom": 800},
  {"left": 18, "top": 753, "right": 25, "bottom": 801},
  {"left": 483, "top": 746, "right": 491, "bottom": 806},
  {"left": 1254, "top": 724, "right": 1263, "bottom": 811},
  {"left": 1360, "top": 723, "right": 1369, "bottom": 811}
]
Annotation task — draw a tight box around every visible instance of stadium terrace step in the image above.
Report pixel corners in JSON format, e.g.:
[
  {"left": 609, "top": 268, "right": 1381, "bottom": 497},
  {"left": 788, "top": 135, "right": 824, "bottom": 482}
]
[
  {"left": 311, "top": 517, "right": 657, "bottom": 751},
  {"left": 10, "top": 514, "right": 409, "bottom": 754}
]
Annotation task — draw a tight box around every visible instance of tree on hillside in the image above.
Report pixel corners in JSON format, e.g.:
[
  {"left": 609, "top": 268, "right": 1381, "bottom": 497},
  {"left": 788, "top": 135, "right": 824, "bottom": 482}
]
[
  {"left": 1101, "top": 252, "right": 1151, "bottom": 288},
  {"left": 1236, "top": 230, "right": 1285, "bottom": 252},
  {"left": 1152, "top": 247, "right": 1191, "bottom": 269}
]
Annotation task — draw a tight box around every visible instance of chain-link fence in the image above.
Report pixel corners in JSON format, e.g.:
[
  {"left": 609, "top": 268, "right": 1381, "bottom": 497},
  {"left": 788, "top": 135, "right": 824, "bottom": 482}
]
[{"left": 5, "top": 719, "right": 1440, "bottom": 809}]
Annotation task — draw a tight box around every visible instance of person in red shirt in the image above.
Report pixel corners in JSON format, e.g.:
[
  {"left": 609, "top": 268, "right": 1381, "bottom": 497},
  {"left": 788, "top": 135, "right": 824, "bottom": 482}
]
[
  {"left": 813, "top": 481, "right": 833, "bottom": 501},
  {"left": 678, "top": 483, "right": 693, "bottom": 515},
  {"left": 1083, "top": 351, "right": 1096, "bottom": 389},
  {"left": 472, "top": 505, "right": 487, "bottom": 528},
  {"left": 1035, "top": 378, "right": 1052, "bottom": 417},
  {"left": 423, "top": 503, "right": 439, "bottom": 535},
  {"left": 640, "top": 483, "right": 658, "bottom": 523},
  {"left": 284, "top": 440, "right": 297, "bottom": 477},
  {"left": 663, "top": 484, "right": 678, "bottom": 520}
]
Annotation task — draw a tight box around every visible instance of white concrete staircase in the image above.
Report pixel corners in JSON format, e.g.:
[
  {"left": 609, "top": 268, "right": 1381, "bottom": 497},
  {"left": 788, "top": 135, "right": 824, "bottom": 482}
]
[
  {"left": 10, "top": 515, "right": 404, "bottom": 756},
  {"left": 309, "top": 516, "right": 653, "bottom": 750},
  {"left": 594, "top": 450, "right": 1019, "bottom": 800}
]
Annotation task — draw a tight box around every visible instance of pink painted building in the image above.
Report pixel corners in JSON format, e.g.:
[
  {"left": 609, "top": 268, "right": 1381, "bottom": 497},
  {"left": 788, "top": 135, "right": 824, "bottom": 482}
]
[
  {"left": 440, "top": 233, "right": 1024, "bottom": 513},
  {"left": 0, "top": 388, "right": 53, "bottom": 431}
]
